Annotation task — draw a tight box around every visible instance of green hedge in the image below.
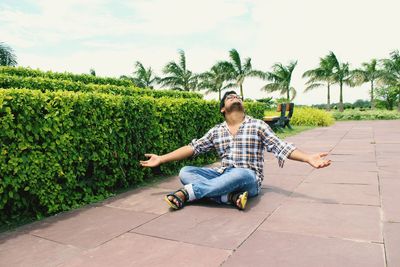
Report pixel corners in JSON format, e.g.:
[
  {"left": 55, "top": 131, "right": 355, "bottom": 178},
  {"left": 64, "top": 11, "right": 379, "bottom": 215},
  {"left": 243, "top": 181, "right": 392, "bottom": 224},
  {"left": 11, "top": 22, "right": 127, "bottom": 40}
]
[
  {"left": 0, "top": 66, "right": 133, "bottom": 87},
  {"left": 0, "top": 89, "right": 222, "bottom": 224},
  {"left": 291, "top": 107, "right": 335, "bottom": 126},
  {"left": 332, "top": 109, "right": 400, "bottom": 120},
  {"left": 264, "top": 106, "right": 335, "bottom": 126},
  {"left": 0, "top": 74, "right": 203, "bottom": 99}
]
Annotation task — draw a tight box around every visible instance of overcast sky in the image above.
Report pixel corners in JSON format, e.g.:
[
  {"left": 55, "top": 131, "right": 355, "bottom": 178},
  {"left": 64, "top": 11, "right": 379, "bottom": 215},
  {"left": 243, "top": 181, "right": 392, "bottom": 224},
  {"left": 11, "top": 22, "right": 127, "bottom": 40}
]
[{"left": 1, "top": 0, "right": 399, "bottom": 104}]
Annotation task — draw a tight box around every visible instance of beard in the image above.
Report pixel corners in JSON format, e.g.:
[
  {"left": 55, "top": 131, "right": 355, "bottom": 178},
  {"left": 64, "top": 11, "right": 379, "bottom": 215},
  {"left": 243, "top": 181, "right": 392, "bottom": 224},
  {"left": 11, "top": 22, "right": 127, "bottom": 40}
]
[{"left": 225, "top": 102, "right": 244, "bottom": 114}]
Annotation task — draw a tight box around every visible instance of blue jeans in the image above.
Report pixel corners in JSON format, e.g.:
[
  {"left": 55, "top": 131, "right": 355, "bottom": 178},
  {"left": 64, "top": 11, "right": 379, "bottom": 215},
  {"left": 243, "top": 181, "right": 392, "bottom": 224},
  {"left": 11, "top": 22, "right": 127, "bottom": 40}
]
[{"left": 179, "top": 166, "right": 260, "bottom": 204}]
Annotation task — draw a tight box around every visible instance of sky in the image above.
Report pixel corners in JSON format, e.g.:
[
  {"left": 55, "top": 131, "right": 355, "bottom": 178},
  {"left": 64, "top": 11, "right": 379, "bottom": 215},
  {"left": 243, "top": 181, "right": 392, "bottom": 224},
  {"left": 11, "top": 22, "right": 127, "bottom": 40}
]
[{"left": 1, "top": 0, "right": 399, "bottom": 105}]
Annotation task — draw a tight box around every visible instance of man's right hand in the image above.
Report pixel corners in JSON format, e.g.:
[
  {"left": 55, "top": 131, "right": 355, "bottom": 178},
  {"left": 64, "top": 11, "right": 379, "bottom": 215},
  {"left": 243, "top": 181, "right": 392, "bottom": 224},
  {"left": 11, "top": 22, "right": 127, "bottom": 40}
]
[{"left": 140, "top": 154, "right": 162, "bottom": 168}]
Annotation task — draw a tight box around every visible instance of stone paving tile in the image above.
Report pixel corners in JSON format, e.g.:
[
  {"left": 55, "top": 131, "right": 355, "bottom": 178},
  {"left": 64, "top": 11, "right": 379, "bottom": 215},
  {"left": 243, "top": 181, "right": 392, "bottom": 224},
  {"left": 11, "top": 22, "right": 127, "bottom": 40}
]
[
  {"left": 375, "top": 143, "right": 400, "bottom": 153},
  {"left": 103, "top": 187, "right": 172, "bottom": 215},
  {"left": 29, "top": 206, "right": 157, "bottom": 249},
  {"left": 133, "top": 205, "right": 267, "bottom": 249},
  {"left": 0, "top": 233, "right": 82, "bottom": 267},
  {"left": 379, "top": 170, "right": 400, "bottom": 180},
  {"left": 262, "top": 174, "right": 305, "bottom": 191},
  {"left": 383, "top": 222, "right": 400, "bottom": 267},
  {"left": 245, "top": 188, "right": 289, "bottom": 214},
  {"left": 223, "top": 231, "right": 385, "bottom": 267},
  {"left": 374, "top": 134, "right": 400, "bottom": 143},
  {"left": 380, "top": 178, "right": 400, "bottom": 222},
  {"left": 154, "top": 175, "right": 182, "bottom": 190},
  {"left": 290, "top": 182, "right": 380, "bottom": 206},
  {"left": 262, "top": 160, "right": 314, "bottom": 176},
  {"left": 304, "top": 170, "right": 378, "bottom": 185},
  {"left": 378, "top": 165, "right": 400, "bottom": 175},
  {"left": 315, "top": 161, "right": 378, "bottom": 172},
  {"left": 259, "top": 201, "right": 382, "bottom": 242},
  {"left": 60, "top": 232, "right": 231, "bottom": 267},
  {"left": 328, "top": 152, "right": 376, "bottom": 162}
]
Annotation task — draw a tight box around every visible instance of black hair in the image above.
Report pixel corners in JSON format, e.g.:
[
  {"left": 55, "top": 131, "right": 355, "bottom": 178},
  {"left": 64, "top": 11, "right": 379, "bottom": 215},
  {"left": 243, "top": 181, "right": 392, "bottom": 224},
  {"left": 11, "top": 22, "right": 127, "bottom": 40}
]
[{"left": 220, "top": 90, "right": 238, "bottom": 116}]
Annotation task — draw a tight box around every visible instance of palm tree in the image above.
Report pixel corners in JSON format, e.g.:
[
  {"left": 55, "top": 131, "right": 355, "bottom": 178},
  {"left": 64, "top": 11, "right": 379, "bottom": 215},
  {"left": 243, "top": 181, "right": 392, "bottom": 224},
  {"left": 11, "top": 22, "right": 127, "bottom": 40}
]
[
  {"left": 223, "top": 49, "right": 265, "bottom": 99},
  {"left": 262, "top": 60, "right": 298, "bottom": 102},
  {"left": 352, "top": 59, "right": 383, "bottom": 109},
  {"left": 303, "top": 55, "right": 336, "bottom": 110},
  {"left": 129, "top": 61, "right": 159, "bottom": 89},
  {"left": 197, "top": 62, "right": 234, "bottom": 100},
  {"left": 0, "top": 42, "right": 17, "bottom": 66},
  {"left": 328, "top": 52, "right": 354, "bottom": 112},
  {"left": 381, "top": 50, "right": 400, "bottom": 111},
  {"left": 159, "top": 50, "right": 197, "bottom": 91},
  {"left": 89, "top": 68, "right": 96, "bottom": 76}
]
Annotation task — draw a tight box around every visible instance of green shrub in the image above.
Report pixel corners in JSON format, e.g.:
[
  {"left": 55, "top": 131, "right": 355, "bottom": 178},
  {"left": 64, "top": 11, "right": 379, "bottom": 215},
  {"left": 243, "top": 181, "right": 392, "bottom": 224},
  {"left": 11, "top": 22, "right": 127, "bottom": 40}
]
[
  {"left": 244, "top": 102, "right": 267, "bottom": 119},
  {"left": 291, "top": 107, "right": 335, "bottom": 126},
  {"left": 332, "top": 109, "right": 400, "bottom": 120},
  {"left": 264, "top": 106, "right": 335, "bottom": 126},
  {"left": 0, "top": 66, "right": 133, "bottom": 87},
  {"left": 0, "top": 89, "right": 222, "bottom": 225},
  {"left": 0, "top": 74, "right": 203, "bottom": 99}
]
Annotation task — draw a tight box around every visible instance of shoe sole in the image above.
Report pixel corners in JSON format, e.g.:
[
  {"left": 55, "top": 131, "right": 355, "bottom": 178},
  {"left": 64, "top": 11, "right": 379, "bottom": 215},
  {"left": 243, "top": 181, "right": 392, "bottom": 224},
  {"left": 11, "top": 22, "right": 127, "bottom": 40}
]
[
  {"left": 164, "top": 196, "right": 179, "bottom": 210},
  {"left": 239, "top": 191, "right": 248, "bottom": 210}
]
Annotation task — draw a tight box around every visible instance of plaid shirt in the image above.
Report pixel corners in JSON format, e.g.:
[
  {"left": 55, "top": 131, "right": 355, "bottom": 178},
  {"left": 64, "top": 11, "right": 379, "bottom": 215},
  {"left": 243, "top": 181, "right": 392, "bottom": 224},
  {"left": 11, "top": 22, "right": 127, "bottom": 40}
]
[{"left": 189, "top": 116, "right": 296, "bottom": 187}]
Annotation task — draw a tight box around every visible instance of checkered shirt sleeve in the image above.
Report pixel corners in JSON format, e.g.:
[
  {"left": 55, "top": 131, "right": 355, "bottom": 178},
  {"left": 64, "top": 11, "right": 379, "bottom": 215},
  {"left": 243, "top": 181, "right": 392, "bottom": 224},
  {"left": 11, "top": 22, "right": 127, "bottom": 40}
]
[
  {"left": 188, "top": 127, "right": 216, "bottom": 156},
  {"left": 259, "top": 123, "right": 296, "bottom": 167}
]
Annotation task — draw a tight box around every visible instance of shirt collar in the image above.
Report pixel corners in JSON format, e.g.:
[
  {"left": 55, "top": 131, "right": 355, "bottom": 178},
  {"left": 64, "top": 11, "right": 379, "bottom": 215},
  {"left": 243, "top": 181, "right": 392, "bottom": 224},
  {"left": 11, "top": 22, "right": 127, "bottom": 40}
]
[{"left": 222, "top": 115, "right": 250, "bottom": 128}]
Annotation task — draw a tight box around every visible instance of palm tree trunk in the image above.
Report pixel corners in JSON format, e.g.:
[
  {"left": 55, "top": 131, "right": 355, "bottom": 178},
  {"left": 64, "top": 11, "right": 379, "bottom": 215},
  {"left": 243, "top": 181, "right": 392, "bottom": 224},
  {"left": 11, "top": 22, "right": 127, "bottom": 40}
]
[
  {"left": 339, "top": 81, "right": 344, "bottom": 112},
  {"left": 287, "top": 86, "right": 290, "bottom": 102},
  {"left": 398, "top": 93, "right": 400, "bottom": 112},
  {"left": 240, "top": 84, "right": 244, "bottom": 100},
  {"left": 218, "top": 89, "right": 221, "bottom": 101},
  {"left": 326, "top": 83, "right": 331, "bottom": 111},
  {"left": 370, "top": 80, "right": 375, "bottom": 110}
]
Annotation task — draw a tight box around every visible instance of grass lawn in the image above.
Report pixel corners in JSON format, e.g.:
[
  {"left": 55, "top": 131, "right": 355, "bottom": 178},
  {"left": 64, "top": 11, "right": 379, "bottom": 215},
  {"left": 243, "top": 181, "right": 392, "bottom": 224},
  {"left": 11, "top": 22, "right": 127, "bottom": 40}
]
[{"left": 274, "top": 125, "right": 316, "bottom": 139}]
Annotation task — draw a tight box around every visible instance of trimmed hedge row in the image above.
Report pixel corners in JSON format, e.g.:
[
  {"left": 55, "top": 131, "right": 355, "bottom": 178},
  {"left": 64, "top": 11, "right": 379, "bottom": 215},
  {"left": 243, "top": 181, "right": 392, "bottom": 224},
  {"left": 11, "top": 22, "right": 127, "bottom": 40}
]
[
  {"left": 331, "top": 109, "right": 400, "bottom": 120},
  {"left": 0, "top": 89, "right": 266, "bottom": 224},
  {"left": 0, "top": 74, "right": 203, "bottom": 99},
  {"left": 0, "top": 66, "right": 133, "bottom": 87},
  {"left": 290, "top": 107, "right": 335, "bottom": 126},
  {"left": 264, "top": 106, "right": 335, "bottom": 126}
]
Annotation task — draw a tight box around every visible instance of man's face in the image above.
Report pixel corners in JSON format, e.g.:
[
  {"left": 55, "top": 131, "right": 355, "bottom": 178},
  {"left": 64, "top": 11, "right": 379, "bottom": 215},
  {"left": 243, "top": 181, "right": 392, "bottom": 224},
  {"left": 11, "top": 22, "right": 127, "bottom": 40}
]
[{"left": 222, "top": 94, "right": 244, "bottom": 114}]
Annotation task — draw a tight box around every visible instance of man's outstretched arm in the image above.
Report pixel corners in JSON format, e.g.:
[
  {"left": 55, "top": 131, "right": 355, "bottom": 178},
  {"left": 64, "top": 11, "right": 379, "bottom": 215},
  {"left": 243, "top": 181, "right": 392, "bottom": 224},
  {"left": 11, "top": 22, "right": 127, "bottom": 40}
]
[
  {"left": 140, "top": 145, "right": 194, "bottom": 168},
  {"left": 288, "top": 149, "right": 331, "bottom": 169}
]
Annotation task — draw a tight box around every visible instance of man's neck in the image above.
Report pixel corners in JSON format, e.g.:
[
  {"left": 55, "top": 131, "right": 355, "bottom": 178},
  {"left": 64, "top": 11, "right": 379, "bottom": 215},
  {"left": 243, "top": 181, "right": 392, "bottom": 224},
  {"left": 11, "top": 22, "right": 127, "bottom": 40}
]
[{"left": 225, "top": 111, "right": 245, "bottom": 126}]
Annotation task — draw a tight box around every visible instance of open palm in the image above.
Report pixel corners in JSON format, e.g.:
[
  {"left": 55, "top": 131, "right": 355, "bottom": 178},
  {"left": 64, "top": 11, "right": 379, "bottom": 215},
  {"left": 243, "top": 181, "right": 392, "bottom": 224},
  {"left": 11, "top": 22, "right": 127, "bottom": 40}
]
[
  {"left": 140, "top": 154, "right": 162, "bottom": 168},
  {"left": 308, "top": 152, "right": 331, "bottom": 169}
]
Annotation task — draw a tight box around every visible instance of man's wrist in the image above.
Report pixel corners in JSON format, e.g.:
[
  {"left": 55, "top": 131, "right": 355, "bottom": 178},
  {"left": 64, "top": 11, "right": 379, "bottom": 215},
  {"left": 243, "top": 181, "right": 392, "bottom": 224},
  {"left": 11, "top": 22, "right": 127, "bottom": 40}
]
[{"left": 159, "top": 155, "right": 165, "bottom": 164}]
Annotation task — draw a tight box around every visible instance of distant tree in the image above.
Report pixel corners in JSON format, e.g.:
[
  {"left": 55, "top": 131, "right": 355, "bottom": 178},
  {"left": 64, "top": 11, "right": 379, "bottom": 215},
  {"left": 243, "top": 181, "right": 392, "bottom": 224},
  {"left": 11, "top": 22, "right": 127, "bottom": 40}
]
[
  {"left": 376, "top": 86, "right": 399, "bottom": 110},
  {"left": 303, "top": 54, "right": 336, "bottom": 110},
  {"left": 89, "top": 68, "right": 96, "bottom": 76},
  {"left": 223, "top": 49, "right": 265, "bottom": 99},
  {"left": 159, "top": 50, "right": 197, "bottom": 91},
  {"left": 197, "top": 61, "right": 234, "bottom": 100},
  {"left": 0, "top": 42, "right": 17, "bottom": 66},
  {"left": 328, "top": 52, "right": 355, "bottom": 112},
  {"left": 381, "top": 50, "right": 400, "bottom": 111},
  {"left": 255, "top": 97, "right": 274, "bottom": 109},
  {"left": 262, "top": 61, "right": 298, "bottom": 102},
  {"left": 132, "top": 61, "right": 159, "bottom": 89},
  {"left": 352, "top": 59, "right": 384, "bottom": 109}
]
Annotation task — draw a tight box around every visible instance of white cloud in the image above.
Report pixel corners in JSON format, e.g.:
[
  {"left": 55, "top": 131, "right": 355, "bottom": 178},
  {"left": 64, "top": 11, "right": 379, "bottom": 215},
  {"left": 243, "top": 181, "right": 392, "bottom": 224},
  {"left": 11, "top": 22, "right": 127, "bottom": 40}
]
[
  {"left": 3, "top": 0, "right": 399, "bottom": 105},
  {"left": 126, "top": 0, "right": 249, "bottom": 35}
]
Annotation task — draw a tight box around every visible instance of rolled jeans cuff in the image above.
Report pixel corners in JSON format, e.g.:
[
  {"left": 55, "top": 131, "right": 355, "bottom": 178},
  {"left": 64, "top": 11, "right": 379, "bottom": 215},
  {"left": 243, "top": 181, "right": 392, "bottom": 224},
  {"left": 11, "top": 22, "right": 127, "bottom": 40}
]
[{"left": 184, "top": 184, "right": 196, "bottom": 202}]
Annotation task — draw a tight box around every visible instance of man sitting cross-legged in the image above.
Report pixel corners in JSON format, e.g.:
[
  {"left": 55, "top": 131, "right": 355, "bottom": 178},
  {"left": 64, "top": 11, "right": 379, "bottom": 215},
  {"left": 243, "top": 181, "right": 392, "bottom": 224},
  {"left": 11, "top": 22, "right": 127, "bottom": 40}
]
[{"left": 140, "top": 91, "right": 331, "bottom": 210}]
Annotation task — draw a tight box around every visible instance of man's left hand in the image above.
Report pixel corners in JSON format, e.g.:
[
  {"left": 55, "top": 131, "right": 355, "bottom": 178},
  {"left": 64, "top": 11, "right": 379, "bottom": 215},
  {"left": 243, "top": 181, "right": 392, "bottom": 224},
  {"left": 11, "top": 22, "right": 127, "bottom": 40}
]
[{"left": 307, "top": 152, "right": 331, "bottom": 169}]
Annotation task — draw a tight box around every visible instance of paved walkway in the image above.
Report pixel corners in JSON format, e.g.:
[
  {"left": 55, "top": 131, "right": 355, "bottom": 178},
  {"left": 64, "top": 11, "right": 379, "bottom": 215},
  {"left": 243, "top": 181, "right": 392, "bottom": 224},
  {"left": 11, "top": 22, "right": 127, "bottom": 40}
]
[{"left": 1, "top": 121, "right": 399, "bottom": 267}]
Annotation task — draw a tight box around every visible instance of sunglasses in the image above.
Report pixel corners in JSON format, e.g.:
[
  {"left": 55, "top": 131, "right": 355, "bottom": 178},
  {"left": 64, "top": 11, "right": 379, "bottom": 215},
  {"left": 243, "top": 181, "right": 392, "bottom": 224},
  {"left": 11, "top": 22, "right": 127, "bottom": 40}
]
[{"left": 225, "top": 94, "right": 242, "bottom": 100}]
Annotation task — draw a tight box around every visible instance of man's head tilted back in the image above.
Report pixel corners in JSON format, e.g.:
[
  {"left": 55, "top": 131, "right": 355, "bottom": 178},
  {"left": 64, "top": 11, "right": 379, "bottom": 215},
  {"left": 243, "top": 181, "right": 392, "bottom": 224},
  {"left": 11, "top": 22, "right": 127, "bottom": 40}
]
[{"left": 220, "top": 91, "right": 244, "bottom": 117}]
